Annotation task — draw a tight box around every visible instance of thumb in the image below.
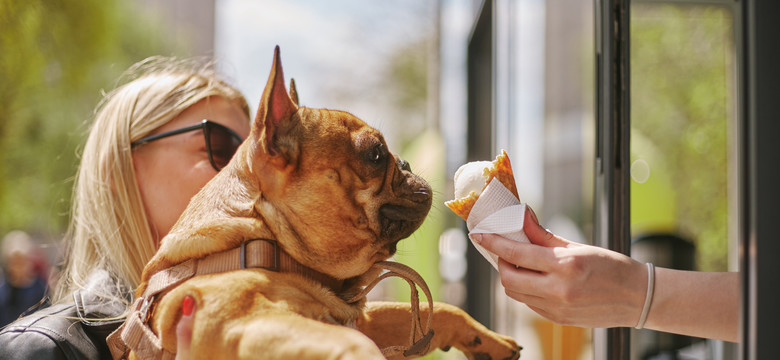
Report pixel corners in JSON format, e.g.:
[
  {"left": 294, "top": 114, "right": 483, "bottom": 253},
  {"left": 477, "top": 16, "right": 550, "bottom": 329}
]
[
  {"left": 523, "top": 205, "right": 569, "bottom": 248},
  {"left": 175, "top": 296, "right": 195, "bottom": 360}
]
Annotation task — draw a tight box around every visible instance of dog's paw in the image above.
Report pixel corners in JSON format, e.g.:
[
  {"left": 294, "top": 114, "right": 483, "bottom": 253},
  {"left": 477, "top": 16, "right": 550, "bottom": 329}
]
[{"left": 444, "top": 331, "right": 521, "bottom": 360}]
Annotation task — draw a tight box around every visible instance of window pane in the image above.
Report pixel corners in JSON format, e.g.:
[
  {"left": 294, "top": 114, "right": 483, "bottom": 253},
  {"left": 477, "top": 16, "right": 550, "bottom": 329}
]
[
  {"left": 630, "top": 3, "right": 735, "bottom": 272},
  {"left": 630, "top": 3, "right": 737, "bottom": 359}
]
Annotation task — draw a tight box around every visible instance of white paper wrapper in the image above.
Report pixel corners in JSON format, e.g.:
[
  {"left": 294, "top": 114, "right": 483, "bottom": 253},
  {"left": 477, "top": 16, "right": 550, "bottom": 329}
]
[{"left": 465, "top": 178, "right": 530, "bottom": 269}]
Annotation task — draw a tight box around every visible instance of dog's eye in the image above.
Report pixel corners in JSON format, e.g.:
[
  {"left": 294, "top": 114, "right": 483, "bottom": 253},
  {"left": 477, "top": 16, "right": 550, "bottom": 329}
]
[
  {"left": 370, "top": 147, "right": 381, "bottom": 162},
  {"left": 366, "top": 144, "right": 386, "bottom": 165}
]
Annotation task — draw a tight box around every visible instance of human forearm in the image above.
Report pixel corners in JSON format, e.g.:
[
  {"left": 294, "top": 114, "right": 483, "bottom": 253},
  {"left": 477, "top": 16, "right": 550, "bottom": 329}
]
[
  {"left": 642, "top": 269, "right": 739, "bottom": 342},
  {"left": 475, "top": 207, "right": 740, "bottom": 342}
]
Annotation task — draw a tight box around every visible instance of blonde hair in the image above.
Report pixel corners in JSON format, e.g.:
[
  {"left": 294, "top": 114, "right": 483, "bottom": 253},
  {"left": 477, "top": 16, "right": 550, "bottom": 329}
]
[{"left": 52, "top": 57, "right": 249, "bottom": 307}]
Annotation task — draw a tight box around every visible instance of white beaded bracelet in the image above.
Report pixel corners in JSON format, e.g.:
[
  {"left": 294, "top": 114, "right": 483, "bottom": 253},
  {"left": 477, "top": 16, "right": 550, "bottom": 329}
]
[{"left": 635, "top": 262, "right": 655, "bottom": 329}]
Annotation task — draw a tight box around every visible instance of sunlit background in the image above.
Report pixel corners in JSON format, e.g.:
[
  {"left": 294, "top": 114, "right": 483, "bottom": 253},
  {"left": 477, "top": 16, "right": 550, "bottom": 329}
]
[{"left": 1, "top": 0, "right": 739, "bottom": 359}]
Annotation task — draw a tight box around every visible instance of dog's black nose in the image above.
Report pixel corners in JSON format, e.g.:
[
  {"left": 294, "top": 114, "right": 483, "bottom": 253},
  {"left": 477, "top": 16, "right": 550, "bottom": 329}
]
[{"left": 397, "top": 159, "right": 412, "bottom": 172}]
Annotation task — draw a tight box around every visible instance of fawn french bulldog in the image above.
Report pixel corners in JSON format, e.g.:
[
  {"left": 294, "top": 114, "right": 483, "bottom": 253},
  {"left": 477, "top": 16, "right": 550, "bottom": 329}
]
[{"left": 111, "top": 46, "right": 520, "bottom": 360}]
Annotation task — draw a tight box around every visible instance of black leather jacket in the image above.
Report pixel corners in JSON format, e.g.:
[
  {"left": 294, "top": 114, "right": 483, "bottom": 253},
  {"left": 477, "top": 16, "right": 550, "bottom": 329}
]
[{"left": 0, "top": 289, "right": 126, "bottom": 360}]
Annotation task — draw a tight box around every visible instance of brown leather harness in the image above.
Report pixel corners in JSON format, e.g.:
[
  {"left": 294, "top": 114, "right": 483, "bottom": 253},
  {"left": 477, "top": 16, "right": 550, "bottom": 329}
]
[{"left": 106, "top": 239, "right": 433, "bottom": 359}]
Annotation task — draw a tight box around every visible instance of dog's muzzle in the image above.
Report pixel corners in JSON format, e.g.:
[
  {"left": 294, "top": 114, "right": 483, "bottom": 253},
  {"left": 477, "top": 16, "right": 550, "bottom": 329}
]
[{"left": 379, "top": 158, "right": 432, "bottom": 244}]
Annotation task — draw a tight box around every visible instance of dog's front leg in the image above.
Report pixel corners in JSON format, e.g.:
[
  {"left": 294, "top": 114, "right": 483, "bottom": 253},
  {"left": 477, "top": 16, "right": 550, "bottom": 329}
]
[
  {"left": 160, "top": 308, "right": 386, "bottom": 360},
  {"left": 227, "top": 314, "right": 386, "bottom": 360},
  {"left": 154, "top": 278, "right": 387, "bottom": 360},
  {"left": 358, "top": 301, "right": 521, "bottom": 360}
]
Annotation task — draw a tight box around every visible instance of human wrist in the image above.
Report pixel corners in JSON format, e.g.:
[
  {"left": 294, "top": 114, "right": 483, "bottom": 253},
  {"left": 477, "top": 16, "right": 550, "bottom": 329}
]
[
  {"left": 637, "top": 266, "right": 674, "bottom": 333},
  {"left": 634, "top": 263, "right": 655, "bottom": 329},
  {"left": 621, "top": 258, "right": 651, "bottom": 328}
]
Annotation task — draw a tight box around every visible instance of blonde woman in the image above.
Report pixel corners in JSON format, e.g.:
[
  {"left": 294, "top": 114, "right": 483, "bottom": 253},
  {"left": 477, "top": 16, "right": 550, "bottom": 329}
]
[{"left": 0, "top": 57, "right": 251, "bottom": 359}]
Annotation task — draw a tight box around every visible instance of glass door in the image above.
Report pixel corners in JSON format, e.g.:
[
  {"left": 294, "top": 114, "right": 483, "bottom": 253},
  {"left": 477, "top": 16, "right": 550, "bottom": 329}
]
[
  {"left": 463, "top": 0, "right": 780, "bottom": 358},
  {"left": 629, "top": 2, "right": 740, "bottom": 359}
]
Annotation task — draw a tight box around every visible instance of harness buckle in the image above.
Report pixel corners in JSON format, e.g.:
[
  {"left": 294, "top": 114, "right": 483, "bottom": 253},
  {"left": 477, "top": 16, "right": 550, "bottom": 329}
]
[
  {"left": 138, "top": 295, "right": 155, "bottom": 323},
  {"left": 240, "top": 239, "right": 279, "bottom": 271}
]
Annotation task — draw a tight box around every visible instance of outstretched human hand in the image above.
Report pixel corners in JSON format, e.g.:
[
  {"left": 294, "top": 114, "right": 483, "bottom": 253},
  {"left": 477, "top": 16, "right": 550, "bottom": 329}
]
[
  {"left": 473, "top": 206, "right": 739, "bottom": 342},
  {"left": 473, "top": 207, "right": 647, "bottom": 328}
]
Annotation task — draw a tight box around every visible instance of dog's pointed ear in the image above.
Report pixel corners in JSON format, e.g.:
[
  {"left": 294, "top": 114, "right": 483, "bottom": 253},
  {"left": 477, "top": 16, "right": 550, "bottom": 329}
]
[
  {"left": 253, "top": 46, "right": 299, "bottom": 166},
  {"left": 289, "top": 78, "right": 299, "bottom": 107}
]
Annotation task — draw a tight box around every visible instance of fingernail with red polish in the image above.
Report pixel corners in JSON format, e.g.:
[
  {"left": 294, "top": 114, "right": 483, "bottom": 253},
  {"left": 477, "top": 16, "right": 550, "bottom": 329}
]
[{"left": 182, "top": 296, "right": 195, "bottom": 316}]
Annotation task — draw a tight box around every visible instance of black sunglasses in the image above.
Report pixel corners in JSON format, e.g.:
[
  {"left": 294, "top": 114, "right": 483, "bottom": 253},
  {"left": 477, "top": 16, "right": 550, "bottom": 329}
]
[{"left": 131, "top": 119, "right": 244, "bottom": 171}]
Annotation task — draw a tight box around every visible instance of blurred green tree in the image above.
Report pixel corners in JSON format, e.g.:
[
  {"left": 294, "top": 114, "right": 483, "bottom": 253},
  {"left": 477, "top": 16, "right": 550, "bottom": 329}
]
[
  {"left": 631, "top": 4, "right": 734, "bottom": 271},
  {"left": 0, "top": 0, "right": 174, "bottom": 239}
]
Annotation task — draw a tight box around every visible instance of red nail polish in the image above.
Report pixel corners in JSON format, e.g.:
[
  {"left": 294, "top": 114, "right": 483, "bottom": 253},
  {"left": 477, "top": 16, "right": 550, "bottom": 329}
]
[{"left": 182, "top": 296, "right": 195, "bottom": 316}]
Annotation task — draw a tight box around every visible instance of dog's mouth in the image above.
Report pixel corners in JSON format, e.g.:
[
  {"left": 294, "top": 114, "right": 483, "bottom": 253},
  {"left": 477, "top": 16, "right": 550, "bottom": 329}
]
[
  {"left": 378, "top": 188, "right": 432, "bottom": 252},
  {"left": 380, "top": 204, "right": 419, "bottom": 240},
  {"left": 370, "top": 156, "right": 432, "bottom": 256}
]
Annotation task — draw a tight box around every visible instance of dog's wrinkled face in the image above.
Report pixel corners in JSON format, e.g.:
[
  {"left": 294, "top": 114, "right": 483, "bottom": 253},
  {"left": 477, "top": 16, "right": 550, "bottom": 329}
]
[{"left": 244, "top": 47, "right": 432, "bottom": 278}]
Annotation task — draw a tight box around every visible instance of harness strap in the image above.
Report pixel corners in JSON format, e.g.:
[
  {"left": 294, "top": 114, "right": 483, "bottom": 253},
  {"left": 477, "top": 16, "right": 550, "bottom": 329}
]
[
  {"left": 107, "top": 242, "right": 434, "bottom": 359},
  {"left": 348, "top": 261, "right": 435, "bottom": 358},
  {"left": 117, "top": 297, "right": 176, "bottom": 360},
  {"left": 143, "top": 239, "right": 342, "bottom": 296},
  {"left": 107, "top": 238, "right": 342, "bottom": 359}
]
